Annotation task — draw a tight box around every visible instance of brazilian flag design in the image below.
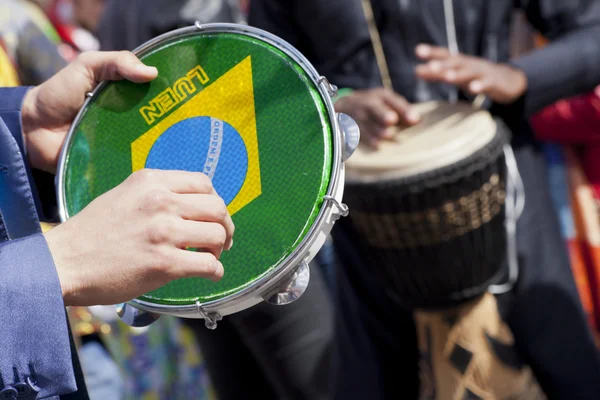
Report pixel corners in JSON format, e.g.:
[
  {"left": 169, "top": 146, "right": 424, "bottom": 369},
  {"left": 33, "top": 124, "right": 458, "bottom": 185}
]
[{"left": 61, "top": 32, "right": 333, "bottom": 303}]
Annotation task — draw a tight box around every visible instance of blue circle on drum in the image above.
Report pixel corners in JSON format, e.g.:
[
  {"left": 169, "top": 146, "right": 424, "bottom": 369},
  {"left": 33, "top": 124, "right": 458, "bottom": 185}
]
[{"left": 145, "top": 116, "right": 248, "bottom": 205}]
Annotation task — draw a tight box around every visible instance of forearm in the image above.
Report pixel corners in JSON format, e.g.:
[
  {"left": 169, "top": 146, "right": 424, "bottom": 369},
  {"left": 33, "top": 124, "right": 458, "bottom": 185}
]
[
  {"left": 0, "top": 235, "right": 76, "bottom": 397},
  {"left": 512, "top": 27, "right": 600, "bottom": 117}
]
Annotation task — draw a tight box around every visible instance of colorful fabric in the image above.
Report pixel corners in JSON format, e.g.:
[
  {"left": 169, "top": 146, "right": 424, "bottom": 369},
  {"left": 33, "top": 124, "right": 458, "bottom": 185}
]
[
  {"left": 542, "top": 144, "right": 599, "bottom": 341},
  {"left": 19, "top": 0, "right": 62, "bottom": 44},
  {"left": 100, "top": 317, "right": 217, "bottom": 400},
  {"left": 0, "top": 40, "right": 20, "bottom": 86},
  {"left": 563, "top": 148, "right": 600, "bottom": 343},
  {"left": 532, "top": 85, "right": 600, "bottom": 344},
  {"left": 0, "top": 0, "right": 67, "bottom": 85}
]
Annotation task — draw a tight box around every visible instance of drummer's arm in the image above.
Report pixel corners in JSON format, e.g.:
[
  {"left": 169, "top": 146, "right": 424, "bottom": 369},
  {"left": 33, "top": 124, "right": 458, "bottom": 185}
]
[
  {"left": 512, "top": 0, "right": 600, "bottom": 116},
  {"left": 0, "top": 88, "right": 77, "bottom": 398}
]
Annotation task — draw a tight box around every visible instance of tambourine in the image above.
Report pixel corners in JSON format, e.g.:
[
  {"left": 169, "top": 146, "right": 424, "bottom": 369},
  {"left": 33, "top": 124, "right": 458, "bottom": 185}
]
[{"left": 56, "top": 23, "right": 359, "bottom": 329}]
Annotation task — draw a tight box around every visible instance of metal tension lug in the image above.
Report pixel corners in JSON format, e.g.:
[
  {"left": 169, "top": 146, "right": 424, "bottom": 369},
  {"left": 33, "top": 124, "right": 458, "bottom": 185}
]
[
  {"left": 318, "top": 76, "right": 338, "bottom": 97},
  {"left": 116, "top": 303, "right": 161, "bottom": 327},
  {"left": 264, "top": 259, "right": 311, "bottom": 306},
  {"left": 196, "top": 301, "right": 222, "bottom": 330},
  {"left": 337, "top": 113, "right": 360, "bottom": 161},
  {"left": 324, "top": 195, "right": 349, "bottom": 220}
]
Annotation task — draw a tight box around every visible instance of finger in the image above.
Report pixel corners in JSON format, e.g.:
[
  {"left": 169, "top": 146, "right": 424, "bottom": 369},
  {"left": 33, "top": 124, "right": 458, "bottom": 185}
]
[
  {"left": 468, "top": 78, "right": 490, "bottom": 96},
  {"left": 176, "top": 194, "right": 235, "bottom": 250},
  {"left": 358, "top": 120, "right": 388, "bottom": 148},
  {"left": 75, "top": 51, "right": 158, "bottom": 84},
  {"left": 415, "top": 56, "right": 463, "bottom": 79},
  {"left": 443, "top": 68, "right": 483, "bottom": 87},
  {"left": 168, "top": 249, "right": 224, "bottom": 282},
  {"left": 174, "top": 220, "right": 228, "bottom": 258},
  {"left": 380, "top": 90, "right": 420, "bottom": 124},
  {"left": 365, "top": 100, "right": 400, "bottom": 127},
  {"left": 415, "top": 44, "right": 451, "bottom": 60},
  {"left": 415, "top": 60, "right": 446, "bottom": 81},
  {"left": 130, "top": 169, "right": 215, "bottom": 194}
]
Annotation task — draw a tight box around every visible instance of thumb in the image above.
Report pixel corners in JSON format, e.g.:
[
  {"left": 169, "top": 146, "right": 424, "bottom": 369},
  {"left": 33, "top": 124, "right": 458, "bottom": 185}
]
[{"left": 74, "top": 50, "right": 158, "bottom": 84}]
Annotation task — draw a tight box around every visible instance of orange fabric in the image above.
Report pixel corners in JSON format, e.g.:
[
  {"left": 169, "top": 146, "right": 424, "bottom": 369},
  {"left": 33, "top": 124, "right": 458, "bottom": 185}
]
[{"left": 565, "top": 148, "right": 600, "bottom": 341}]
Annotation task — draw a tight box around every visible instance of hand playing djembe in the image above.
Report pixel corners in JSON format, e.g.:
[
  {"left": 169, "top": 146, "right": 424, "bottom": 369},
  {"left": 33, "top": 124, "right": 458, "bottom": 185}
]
[{"left": 334, "top": 44, "right": 528, "bottom": 149}]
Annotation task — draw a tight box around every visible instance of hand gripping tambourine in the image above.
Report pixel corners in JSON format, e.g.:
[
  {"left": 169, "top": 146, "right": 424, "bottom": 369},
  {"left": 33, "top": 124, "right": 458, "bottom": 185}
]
[{"left": 56, "top": 23, "right": 360, "bottom": 329}]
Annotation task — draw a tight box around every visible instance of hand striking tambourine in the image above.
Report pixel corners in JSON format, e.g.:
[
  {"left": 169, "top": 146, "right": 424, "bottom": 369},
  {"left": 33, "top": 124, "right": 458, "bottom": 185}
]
[{"left": 55, "top": 23, "right": 360, "bottom": 329}]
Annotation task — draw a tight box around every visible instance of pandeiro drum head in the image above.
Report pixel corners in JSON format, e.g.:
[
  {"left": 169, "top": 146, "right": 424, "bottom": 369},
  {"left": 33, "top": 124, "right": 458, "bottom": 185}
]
[{"left": 57, "top": 24, "right": 351, "bottom": 321}]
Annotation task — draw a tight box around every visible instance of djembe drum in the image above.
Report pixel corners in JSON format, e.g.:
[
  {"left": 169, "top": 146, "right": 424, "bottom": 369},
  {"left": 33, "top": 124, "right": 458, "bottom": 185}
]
[{"left": 344, "top": 101, "right": 545, "bottom": 399}]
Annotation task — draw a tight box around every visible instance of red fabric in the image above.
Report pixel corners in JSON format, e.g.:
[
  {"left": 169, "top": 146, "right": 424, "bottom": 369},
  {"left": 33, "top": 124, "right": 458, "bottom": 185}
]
[
  {"left": 531, "top": 87, "right": 600, "bottom": 144},
  {"left": 46, "top": 0, "right": 78, "bottom": 50},
  {"left": 531, "top": 87, "right": 600, "bottom": 199}
]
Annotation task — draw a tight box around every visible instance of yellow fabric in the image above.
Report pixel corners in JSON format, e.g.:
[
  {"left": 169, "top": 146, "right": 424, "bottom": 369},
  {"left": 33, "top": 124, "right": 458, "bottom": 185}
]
[{"left": 0, "top": 44, "right": 19, "bottom": 86}]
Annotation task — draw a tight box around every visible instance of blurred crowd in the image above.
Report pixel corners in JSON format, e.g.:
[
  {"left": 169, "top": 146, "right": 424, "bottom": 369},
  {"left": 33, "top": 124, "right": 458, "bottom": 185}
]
[{"left": 2, "top": 0, "right": 600, "bottom": 399}]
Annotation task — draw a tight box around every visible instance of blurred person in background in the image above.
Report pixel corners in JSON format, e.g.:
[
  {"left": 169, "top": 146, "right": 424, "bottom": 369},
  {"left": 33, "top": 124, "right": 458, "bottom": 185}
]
[
  {"left": 29, "top": 0, "right": 102, "bottom": 57},
  {"left": 93, "top": 1, "right": 335, "bottom": 399},
  {"left": 250, "top": 1, "right": 600, "bottom": 398},
  {"left": 531, "top": 83, "right": 600, "bottom": 346},
  {"left": 508, "top": 17, "right": 600, "bottom": 346},
  {"left": 511, "top": 4, "right": 600, "bottom": 346}
]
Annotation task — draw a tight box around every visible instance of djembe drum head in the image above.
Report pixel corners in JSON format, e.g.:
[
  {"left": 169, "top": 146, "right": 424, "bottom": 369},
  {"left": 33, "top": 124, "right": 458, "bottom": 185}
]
[{"left": 344, "top": 101, "right": 510, "bottom": 309}]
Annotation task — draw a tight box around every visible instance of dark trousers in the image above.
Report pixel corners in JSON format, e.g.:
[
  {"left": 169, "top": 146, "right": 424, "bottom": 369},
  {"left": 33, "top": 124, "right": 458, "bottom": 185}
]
[
  {"left": 186, "top": 263, "right": 333, "bottom": 400},
  {"left": 330, "top": 136, "right": 600, "bottom": 399}
]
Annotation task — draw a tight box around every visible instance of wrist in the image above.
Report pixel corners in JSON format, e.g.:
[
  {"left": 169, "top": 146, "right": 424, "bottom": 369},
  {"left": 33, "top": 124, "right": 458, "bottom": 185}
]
[
  {"left": 21, "top": 86, "right": 40, "bottom": 141},
  {"left": 505, "top": 64, "right": 528, "bottom": 100},
  {"left": 43, "top": 228, "right": 77, "bottom": 307}
]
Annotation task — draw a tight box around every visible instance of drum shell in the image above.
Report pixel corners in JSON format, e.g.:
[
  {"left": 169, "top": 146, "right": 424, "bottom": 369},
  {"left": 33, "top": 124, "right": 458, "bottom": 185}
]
[{"left": 343, "top": 121, "right": 509, "bottom": 309}]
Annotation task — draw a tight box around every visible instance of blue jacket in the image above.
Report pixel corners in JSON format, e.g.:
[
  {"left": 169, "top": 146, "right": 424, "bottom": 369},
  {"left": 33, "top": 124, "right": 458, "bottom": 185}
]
[{"left": 0, "top": 87, "right": 78, "bottom": 399}]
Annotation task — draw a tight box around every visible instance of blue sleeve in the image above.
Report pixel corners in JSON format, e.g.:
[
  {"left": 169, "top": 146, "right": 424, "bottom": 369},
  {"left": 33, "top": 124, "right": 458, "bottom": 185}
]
[
  {"left": 0, "top": 89, "right": 77, "bottom": 397},
  {"left": 0, "top": 86, "right": 30, "bottom": 155},
  {"left": 0, "top": 235, "right": 77, "bottom": 398},
  {"left": 0, "top": 87, "right": 45, "bottom": 220}
]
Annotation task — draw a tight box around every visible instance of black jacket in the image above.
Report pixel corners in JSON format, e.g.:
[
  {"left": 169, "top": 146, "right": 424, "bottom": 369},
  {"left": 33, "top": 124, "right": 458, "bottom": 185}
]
[
  {"left": 249, "top": 0, "right": 600, "bottom": 118},
  {"left": 96, "top": 0, "right": 245, "bottom": 51}
]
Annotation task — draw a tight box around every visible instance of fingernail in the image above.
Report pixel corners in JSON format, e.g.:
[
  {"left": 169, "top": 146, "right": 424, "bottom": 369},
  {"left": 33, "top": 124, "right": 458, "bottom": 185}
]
[
  {"left": 470, "top": 80, "right": 483, "bottom": 92},
  {"left": 136, "top": 64, "right": 158, "bottom": 75},
  {"left": 226, "top": 240, "right": 233, "bottom": 251},
  {"left": 382, "top": 127, "right": 394, "bottom": 138},
  {"left": 406, "top": 110, "right": 421, "bottom": 123},
  {"left": 384, "top": 111, "right": 398, "bottom": 124},
  {"left": 212, "top": 261, "right": 224, "bottom": 281},
  {"left": 429, "top": 61, "right": 441, "bottom": 72},
  {"left": 416, "top": 44, "right": 431, "bottom": 57}
]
